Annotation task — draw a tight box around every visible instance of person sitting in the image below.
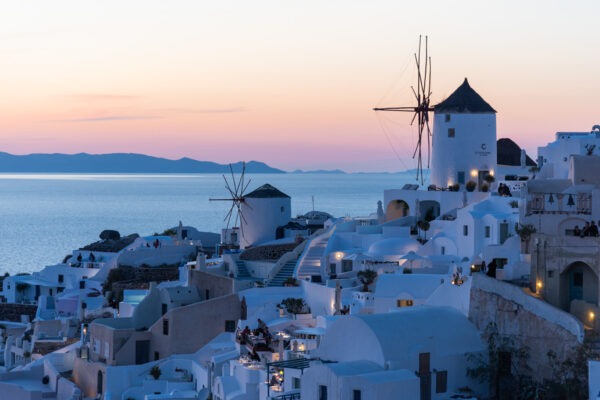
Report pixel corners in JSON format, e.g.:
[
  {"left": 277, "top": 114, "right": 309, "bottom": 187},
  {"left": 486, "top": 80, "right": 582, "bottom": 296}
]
[
  {"left": 264, "top": 327, "right": 272, "bottom": 347},
  {"left": 582, "top": 222, "right": 591, "bottom": 237},
  {"left": 504, "top": 185, "right": 512, "bottom": 197},
  {"left": 590, "top": 221, "right": 599, "bottom": 237},
  {"left": 250, "top": 350, "right": 260, "bottom": 361},
  {"left": 240, "top": 326, "right": 251, "bottom": 343},
  {"left": 257, "top": 318, "right": 267, "bottom": 335},
  {"left": 573, "top": 225, "right": 581, "bottom": 237}
]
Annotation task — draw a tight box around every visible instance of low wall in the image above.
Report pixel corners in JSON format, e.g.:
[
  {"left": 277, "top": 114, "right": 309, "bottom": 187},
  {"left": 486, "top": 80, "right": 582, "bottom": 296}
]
[
  {"left": 0, "top": 304, "right": 37, "bottom": 322},
  {"left": 469, "top": 274, "right": 583, "bottom": 380}
]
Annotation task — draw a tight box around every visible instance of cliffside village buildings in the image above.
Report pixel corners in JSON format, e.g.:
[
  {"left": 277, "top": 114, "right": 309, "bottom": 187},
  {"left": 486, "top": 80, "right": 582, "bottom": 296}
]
[{"left": 2, "top": 80, "right": 600, "bottom": 399}]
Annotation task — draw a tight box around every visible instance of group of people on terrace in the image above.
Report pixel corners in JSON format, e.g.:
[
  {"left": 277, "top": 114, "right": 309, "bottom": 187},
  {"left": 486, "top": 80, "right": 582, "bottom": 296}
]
[
  {"left": 573, "top": 221, "right": 600, "bottom": 237},
  {"left": 497, "top": 183, "right": 512, "bottom": 197}
]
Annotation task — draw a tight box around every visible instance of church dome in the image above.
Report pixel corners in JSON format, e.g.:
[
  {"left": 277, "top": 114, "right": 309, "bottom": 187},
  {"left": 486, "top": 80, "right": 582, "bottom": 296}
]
[{"left": 367, "top": 237, "right": 421, "bottom": 257}]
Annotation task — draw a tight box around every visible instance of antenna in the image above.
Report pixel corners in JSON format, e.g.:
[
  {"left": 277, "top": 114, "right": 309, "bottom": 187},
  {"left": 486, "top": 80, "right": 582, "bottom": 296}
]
[{"left": 374, "top": 35, "right": 434, "bottom": 184}]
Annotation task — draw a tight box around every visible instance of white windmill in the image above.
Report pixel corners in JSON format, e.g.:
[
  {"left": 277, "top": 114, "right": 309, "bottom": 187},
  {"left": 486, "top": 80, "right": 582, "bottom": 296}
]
[{"left": 375, "top": 36, "right": 498, "bottom": 190}]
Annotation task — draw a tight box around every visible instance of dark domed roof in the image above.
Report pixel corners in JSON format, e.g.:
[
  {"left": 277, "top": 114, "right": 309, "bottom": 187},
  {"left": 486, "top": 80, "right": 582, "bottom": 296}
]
[
  {"left": 434, "top": 78, "right": 496, "bottom": 113},
  {"left": 497, "top": 138, "right": 537, "bottom": 166},
  {"left": 245, "top": 183, "right": 290, "bottom": 198}
]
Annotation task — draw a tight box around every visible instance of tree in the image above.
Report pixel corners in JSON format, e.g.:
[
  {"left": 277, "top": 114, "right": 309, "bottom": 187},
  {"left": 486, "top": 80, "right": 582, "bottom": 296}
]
[
  {"left": 515, "top": 223, "right": 536, "bottom": 253},
  {"left": 466, "top": 322, "right": 538, "bottom": 399},
  {"left": 357, "top": 269, "right": 378, "bottom": 292},
  {"left": 417, "top": 220, "right": 431, "bottom": 242},
  {"left": 543, "top": 344, "right": 597, "bottom": 399}
]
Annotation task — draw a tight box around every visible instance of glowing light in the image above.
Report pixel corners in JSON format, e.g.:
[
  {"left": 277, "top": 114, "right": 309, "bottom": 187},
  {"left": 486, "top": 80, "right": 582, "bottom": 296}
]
[
  {"left": 536, "top": 281, "right": 543, "bottom": 290},
  {"left": 470, "top": 169, "right": 478, "bottom": 177},
  {"left": 335, "top": 252, "right": 343, "bottom": 260},
  {"left": 590, "top": 311, "right": 596, "bottom": 320}
]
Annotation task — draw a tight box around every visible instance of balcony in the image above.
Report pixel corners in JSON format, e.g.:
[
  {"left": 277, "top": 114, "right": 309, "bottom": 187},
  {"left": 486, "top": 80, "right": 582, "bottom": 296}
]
[{"left": 526, "top": 193, "right": 591, "bottom": 216}]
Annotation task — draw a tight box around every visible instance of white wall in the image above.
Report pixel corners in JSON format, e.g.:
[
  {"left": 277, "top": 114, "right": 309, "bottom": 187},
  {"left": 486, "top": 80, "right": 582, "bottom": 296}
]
[
  {"left": 431, "top": 112, "right": 497, "bottom": 189},
  {"left": 241, "top": 197, "right": 291, "bottom": 248}
]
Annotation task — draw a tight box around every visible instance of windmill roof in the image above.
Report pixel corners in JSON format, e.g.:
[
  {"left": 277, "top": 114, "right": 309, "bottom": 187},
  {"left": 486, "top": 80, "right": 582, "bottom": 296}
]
[
  {"left": 434, "top": 78, "right": 496, "bottom": 113},
  {"left": 245, "top": 183, "right": 290, "bottom": 198}
]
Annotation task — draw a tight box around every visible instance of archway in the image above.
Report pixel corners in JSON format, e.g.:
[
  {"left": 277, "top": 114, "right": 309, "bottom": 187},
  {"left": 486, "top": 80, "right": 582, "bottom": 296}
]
[
  {"left": 419, "top": 200, "right": 440, "bottom": 221},
  {"left": 386, "top": 200, "right": 409, "bottom": 221},
  {"left": 560, "top": 261, "right": 598, "bottom": 311}
]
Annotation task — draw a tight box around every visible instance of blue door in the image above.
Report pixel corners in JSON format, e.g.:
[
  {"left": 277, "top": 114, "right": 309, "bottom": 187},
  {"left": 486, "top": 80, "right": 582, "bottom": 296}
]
[{"left": 570, "top": 271, "right": 583, "bottom": 302}]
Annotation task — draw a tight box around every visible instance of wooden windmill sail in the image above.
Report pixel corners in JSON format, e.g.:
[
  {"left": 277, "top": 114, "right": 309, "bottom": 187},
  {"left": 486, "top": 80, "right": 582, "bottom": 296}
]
[
  {"left": 374, "top": 35, "right": 434, "bottom": 184},
  {"left": 209, "top": 162, "right": 252, "bottom": 242}
]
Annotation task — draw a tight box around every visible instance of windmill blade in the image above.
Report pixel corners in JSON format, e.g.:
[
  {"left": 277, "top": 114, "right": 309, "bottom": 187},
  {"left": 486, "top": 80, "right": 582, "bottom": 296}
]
[
  {"left": 229, "top": 164, "right": 240, "bottom": 195},
  {"left": 241, "top": 178, "right": 252, "bottom": 195},
  {"left": 239, "top": 162, "right": 246, "bottom": 196}
]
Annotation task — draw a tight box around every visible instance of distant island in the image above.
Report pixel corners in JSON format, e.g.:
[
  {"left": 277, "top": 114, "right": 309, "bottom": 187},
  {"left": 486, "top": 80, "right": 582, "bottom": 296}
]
[{"left": 0, "top": 152, "right": 284, "bottom": 173}]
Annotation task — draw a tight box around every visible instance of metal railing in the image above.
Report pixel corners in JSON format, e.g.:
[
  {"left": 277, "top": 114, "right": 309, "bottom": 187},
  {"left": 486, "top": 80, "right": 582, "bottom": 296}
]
[{"left": 526, "top": 193, "right": 591, "bottom": 216}]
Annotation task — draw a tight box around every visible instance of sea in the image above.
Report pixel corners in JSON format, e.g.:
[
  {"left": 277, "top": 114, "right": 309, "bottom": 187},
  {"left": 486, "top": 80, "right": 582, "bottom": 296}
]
[{"left": 0, "top": 172, "right": 425, "bottom": 275}]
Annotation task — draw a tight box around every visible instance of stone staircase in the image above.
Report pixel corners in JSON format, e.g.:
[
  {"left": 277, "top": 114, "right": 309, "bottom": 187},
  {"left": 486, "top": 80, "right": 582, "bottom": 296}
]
[
  {"left": 296, "top": 228, "right": 335, "bottom": 282},
  {"left": 267, "top": 260, "right": 298, "bottom": 287},
  {"left": 236, "top": 260, "right": 251, "bottom": 278}
]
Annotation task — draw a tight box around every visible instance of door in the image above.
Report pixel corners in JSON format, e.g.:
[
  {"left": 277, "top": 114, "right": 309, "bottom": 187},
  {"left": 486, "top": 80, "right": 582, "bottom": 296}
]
[
  {"left": 570, "top": 271, "right": 584, "bottom": 302},
  {"left": 135, "top": 340, "right": 150, "bottom": 365}
]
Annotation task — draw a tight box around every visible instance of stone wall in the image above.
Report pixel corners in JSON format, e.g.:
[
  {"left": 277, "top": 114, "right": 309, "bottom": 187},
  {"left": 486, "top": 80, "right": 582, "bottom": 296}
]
[
  {"left": 188, "top": 269, "right": 235, "bottom": 300},
  {"left": 469, "top": 274, "right": 583, "bottom": 381},
  {"left": 240, "top": 242, "right": 298, "bottom": 261},
  {"left": 0, "top": 303, "right": 37, "bottom": 322}
]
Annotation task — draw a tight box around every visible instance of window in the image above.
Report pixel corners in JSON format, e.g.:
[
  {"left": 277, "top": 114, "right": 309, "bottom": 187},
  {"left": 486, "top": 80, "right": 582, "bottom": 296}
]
[
  {"left": 485, "top": 226, "right": 491, "bottom": 238},
  {"left": 548, "top": 270, "right": 554, "bottom": 278},
  {"left": 436, "top": 370, "right": 448, "bottom": 393},
  {"left": 58, "top": 274, "right": 64, "bottom": 283},
  {"left": 225, "top": 320, "right": 236, "bottom": 332},
  {"left": 281, "top": 206, "right": 285, "bottom": 213},
  {"left": 292, "top": 377, "right": 301, "bottom": 389},
  {"left": 163, "top": 319, "right": 169, "bottom": 335},
  {"left": 79, "top": 281, "right": 85, "bottom": 289},
  {"left": 445, "top": 114, "right": 451, "bottom": 122},
  {"left": 162, "top": 303, "right": 167, "bottom": 315},
  {"left": 353, "top": 390, "right": 362, "bottom": 400},
  {"left": 448, "top": 128, "right": 455, "bottom": 138},
  {"left": 319, "top": 385, "right": 328, "bottom": 400},
  {"left": 397, "top": 299, "right": 414, "bottom": 307},
  {"left": 154, "top": 351, "right": 160, "bottom": 361},
  {"left": 342, "top": 260, "right": 353, "bottom": 273},
  {"left": 441, "top": 246, "right": 446, "bottom": 255},
  {"left": 463, "top": 225, "right": 469, "bottom": 236},
  {"left": 457, "top": 171, "right": 465, "bottom": 184}
]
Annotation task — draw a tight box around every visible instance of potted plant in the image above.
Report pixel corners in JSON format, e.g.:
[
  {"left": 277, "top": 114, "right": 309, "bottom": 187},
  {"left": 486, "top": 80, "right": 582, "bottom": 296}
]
[
  {"left": 150, "top": 365, "right": 162, "bottom": 380},
  {"left": 357, "top": 269, "right": 378, "bottom": 292},
  {"left": 466, "top": 181, "right": 477, "bottom": 192}
]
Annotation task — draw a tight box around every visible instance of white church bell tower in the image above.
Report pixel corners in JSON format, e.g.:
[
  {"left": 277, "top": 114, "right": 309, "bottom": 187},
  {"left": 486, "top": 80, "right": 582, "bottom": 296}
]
[{"left": 430, "top": 78, "right": 497, "bottom": 190}]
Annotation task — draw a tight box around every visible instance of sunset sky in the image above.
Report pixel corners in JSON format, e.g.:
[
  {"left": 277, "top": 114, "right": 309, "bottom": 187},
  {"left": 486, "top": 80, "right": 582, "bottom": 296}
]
[{"left": 1, "top": 1, "right": 599, "bottom": 172}]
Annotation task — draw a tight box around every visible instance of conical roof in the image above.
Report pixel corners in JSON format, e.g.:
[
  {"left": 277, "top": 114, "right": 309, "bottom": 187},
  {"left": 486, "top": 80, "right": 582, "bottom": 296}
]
[
  {"left": 245, "top": 183, "right": 290, "bottom": 198},
  {"left": 434, "top": 78, "right": 496, "bottom": 113},
  {"left": 497, "top": 138, "right": 537, "bottom": 166}
]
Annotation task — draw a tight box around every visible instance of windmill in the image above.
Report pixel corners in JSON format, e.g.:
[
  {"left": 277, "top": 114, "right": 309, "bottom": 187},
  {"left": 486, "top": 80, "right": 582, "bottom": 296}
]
[
  {"left": 374, "top": 35, "right": 434, "bottom": 184},
  {"left": 209, "top": 162, "right": 252, "bottom": 247}
]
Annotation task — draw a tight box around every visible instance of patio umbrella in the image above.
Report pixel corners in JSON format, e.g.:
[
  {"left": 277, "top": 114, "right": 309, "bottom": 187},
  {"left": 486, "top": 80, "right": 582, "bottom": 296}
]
[{"left": 399, "top": 251, "right": 426, "bottom": 269}]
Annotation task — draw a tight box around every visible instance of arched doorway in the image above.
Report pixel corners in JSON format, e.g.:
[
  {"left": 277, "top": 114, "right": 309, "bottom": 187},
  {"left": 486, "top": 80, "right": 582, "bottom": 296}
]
[
  {"left": 419, "top": 200, "right": 440, "bottom": 221},
  {"left": 386, "top": 200, "right": 409, "bottom": 221},
  {"left": 97, "top": 370, "right": 103, "bottom": 395},
  {"left": 560, "top": 262, "right": 598, "bottom": 311}
]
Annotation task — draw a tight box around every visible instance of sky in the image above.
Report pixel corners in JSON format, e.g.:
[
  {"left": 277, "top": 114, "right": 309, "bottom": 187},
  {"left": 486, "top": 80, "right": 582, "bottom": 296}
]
[{"left": 1, "top": 1, "right": 599, "bottom": 172}]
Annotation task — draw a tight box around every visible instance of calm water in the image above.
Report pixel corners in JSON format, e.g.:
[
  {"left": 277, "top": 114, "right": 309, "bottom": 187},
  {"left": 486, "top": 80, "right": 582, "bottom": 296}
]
[{"left": 0, "top": 172, "right": 422, "bottom": 275}]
